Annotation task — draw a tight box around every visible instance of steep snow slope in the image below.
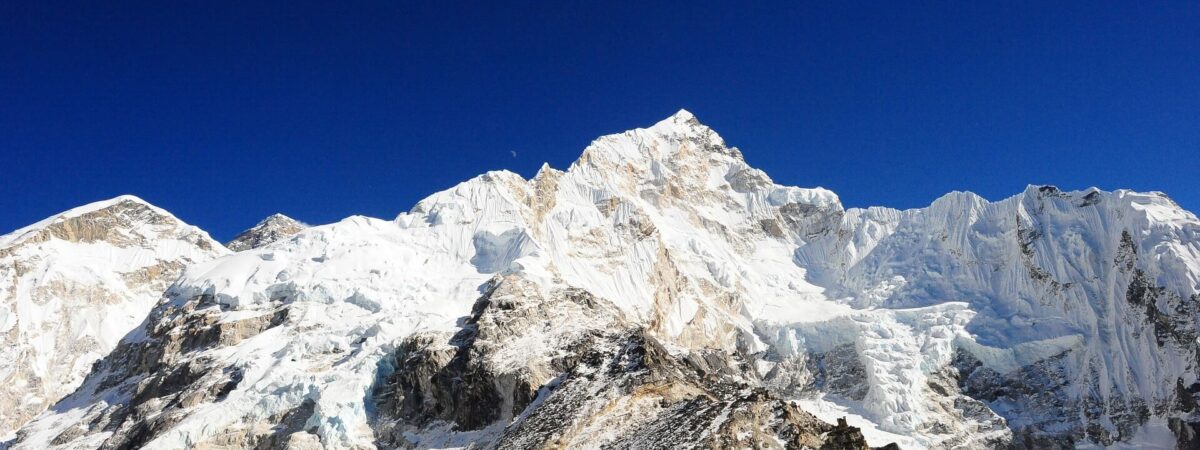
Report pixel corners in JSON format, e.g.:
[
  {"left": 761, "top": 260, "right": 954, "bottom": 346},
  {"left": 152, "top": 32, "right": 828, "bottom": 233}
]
[
  {"left": 0, "top": 196, "right": 228, "bottom": 439},
  {"left": 10, "top": 111, "right": 1200, "bottom": 449},
  {"left": 225, "top": 214, "right": 307, "bottom": 252},
  {"left": 788, "top": 185, "right": 1200, "bottom": 446}
]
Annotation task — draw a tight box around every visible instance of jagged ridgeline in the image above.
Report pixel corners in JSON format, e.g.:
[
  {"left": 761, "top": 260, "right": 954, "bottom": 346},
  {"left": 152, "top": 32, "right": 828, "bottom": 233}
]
[{"left": 3, "top": 111, "right": 1199, "bottom": 449}]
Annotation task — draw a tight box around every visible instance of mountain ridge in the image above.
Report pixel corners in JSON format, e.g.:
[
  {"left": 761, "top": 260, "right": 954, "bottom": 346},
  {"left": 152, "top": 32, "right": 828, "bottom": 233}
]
[{"left": 3, "top": 111, "right": 1198, "bottom": 449}]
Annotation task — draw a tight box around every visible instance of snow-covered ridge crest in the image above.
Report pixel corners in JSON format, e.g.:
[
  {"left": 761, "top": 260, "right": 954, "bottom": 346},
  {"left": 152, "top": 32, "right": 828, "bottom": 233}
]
[{"left": 9, "top": 112, "right": 1200, "bottom": 449}]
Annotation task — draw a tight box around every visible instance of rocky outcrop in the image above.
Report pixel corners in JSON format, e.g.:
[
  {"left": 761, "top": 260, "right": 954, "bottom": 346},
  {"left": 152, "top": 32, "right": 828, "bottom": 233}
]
[
  {"left": 492, "top": 331, "right": 883, "bottom": 450},
  {"left": 10, "top": 293, "right": 289, "bottom": 449},
  {"left": 373, "top": 275, "right": 890, "bottom": 450}
]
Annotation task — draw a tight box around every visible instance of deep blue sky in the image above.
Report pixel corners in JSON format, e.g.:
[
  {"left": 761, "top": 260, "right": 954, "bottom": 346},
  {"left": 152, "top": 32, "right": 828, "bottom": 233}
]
[{"left": 3, "top": 2, "right": 1198, "bottom": 241}]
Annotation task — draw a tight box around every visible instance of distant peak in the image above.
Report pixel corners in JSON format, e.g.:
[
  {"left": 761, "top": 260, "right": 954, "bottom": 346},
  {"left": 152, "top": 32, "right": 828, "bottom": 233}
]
[
  {"left": 259, "top": 213, "right": 302, "bottom": 226},
  {"left": 2, "top": 195, "right": 161, "bottom": 244},
  {"left": 0, "top": 194, "right": 204, "bottom": 249},
  {"left": 226, "top": 213, "right": 308, "bottom": 252}
]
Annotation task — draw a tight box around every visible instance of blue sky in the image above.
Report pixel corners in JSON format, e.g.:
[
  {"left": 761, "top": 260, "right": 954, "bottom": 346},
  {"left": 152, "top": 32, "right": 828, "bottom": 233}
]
[{"left": 3, "top": 1, "right": 1198, "bottom": 240}]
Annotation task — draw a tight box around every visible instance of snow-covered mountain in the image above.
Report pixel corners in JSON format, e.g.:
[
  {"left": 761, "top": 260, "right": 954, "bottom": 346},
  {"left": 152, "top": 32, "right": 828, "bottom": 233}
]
[
  {"left": 787, "top": 185, "right": 1200, "bottom": 448},
  {"left": 0, "top": 196, "right": 228, "bottom": 440},
  {"left": 5, "top": 111, "right": 1199, "bottom": 449},
  {"left": 225, "top": 214, "right": 307, "bottom": 252}
]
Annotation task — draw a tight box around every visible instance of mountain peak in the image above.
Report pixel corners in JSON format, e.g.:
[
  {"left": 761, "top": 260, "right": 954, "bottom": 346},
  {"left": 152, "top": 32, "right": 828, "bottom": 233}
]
[
  {"left": 647, "top": 108, "right": 705, "bottom": 134},
  {"left": 0, "top": 195, "right": 201, "bottom": 249},
  {"left": 226, "top": 213, "right": 307, "bottom": 251},
  {"left": 669, "top": 108, "right": 696, "bottom": 121},
  {"left": 533, "top": 162, "right": 562, "bottom": 182},
  {"left": 571, "top": 109, "right": 740, "bottom": 175},
  {"left": 261, "top": 213, "right": 296, "bottom": 224},
  {"left": 0, "top": 195, "right": 227, "bottom": 436}
]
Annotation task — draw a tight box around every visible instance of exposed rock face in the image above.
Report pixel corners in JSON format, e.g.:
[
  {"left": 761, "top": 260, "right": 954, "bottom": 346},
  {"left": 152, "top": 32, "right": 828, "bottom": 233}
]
[
  {"left": 373, "top": 275, "right": 882, "bottom": 450},
  {"left": 225, "top": 214, "right": 307, "bottom": 252},
  {"left": 8, "top": 111, "right": 1200, "bottom": 449},
  {"left": 21, "top": 294, "right": 288, "bottom": 450},
  {"left": 0, "top": 196, "right": 228, "bottom": 438},
  {"left": 375, "top": 275, "right": 628, "bottom": 440}
]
